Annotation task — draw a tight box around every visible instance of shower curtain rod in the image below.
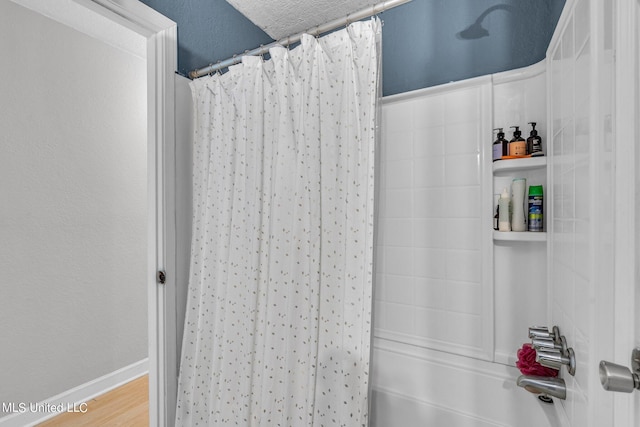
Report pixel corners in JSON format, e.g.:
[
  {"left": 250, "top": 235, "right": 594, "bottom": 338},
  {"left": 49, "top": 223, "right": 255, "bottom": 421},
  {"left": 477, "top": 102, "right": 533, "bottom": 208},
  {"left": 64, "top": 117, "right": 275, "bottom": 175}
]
[{"left": 189, "top": 0, "right": 412, "bottom": 79}]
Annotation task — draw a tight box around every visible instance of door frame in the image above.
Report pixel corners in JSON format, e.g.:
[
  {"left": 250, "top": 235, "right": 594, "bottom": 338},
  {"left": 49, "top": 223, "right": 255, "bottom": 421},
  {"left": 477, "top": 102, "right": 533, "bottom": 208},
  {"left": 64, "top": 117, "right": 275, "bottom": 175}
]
[
  {"left": 88, "top": 3, "right": 178, "bottom": 426},
  {"left": 9, "top": 1, "right": 178, "bottom": 425},
  {"left": 613, "top": 0, "right": 639, "bottom": 425}
]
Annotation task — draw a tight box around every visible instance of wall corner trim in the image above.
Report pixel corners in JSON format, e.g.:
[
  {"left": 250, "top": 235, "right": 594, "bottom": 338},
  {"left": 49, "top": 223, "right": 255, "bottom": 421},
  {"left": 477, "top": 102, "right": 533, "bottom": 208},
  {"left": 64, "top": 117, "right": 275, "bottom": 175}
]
[
  {"left": 491, "top": 60, "right": 547, "bottom": 86},
  {"left": 382, "top": 74, "right": 492, "bottom": 105},
  {"left": 382, "top": 59, "right": 546, "bottom": 105}
]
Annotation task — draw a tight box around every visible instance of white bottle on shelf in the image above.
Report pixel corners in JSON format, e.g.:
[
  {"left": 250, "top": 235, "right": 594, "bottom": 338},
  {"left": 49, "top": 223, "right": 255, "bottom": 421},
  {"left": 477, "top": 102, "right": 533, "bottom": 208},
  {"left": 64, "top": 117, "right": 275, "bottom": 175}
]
[
  {"left": 511, "top": 178, "right": 527, "bottom": 232},
  {"left": 498, "top": 188, "right": 511, "bottom": 231}
]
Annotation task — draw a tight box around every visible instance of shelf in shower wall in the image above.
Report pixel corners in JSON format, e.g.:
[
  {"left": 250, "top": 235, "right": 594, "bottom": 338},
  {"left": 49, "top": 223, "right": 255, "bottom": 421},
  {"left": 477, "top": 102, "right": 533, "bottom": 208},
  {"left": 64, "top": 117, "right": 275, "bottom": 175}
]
[
  {"left": 493, "top": 231, "right": 547, "bottom": 242},
  {"left": 492, "top": 157, "right": 547, "bottom": 243},
  {"left": 492, "top": 156, "right": 547, "bottom": 174}
]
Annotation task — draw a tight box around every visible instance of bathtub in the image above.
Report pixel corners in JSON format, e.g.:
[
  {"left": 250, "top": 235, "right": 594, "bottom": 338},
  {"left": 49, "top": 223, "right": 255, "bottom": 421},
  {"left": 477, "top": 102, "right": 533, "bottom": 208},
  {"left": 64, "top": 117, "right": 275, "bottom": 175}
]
[{"left": 370, "top": 338, "right": 570, "bottom": 427}]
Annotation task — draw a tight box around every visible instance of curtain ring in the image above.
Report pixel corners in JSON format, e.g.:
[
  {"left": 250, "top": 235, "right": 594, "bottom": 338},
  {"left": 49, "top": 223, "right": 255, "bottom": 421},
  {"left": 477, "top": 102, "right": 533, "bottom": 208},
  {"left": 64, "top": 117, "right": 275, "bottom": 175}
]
[{"left": 259, "top": 44, "right": 265, "bottom": 60}]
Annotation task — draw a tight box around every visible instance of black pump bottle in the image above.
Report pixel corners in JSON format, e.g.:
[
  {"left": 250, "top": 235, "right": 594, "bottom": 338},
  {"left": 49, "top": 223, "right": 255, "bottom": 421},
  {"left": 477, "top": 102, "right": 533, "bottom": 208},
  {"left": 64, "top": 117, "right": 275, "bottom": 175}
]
[
  {"left": 527, "top": 122, "right": 544, "bottom": 156},
  {"left": 492, "top": 128, "right": 508, "bottom": 161}
]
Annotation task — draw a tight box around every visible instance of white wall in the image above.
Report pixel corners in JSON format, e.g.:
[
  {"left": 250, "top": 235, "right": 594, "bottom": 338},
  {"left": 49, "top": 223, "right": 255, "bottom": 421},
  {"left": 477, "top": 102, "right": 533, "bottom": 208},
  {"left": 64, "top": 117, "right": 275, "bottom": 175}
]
[{"left": 0, "top": 0, "right": 148, "bottom": 408}]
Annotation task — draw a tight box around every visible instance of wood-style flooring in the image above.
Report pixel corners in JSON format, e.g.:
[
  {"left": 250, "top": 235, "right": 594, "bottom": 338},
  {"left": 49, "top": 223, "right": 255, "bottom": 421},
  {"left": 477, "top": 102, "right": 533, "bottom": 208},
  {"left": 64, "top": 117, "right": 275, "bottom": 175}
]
[{"left": 37, "top": 375, "right": 148, "bottom": 427}]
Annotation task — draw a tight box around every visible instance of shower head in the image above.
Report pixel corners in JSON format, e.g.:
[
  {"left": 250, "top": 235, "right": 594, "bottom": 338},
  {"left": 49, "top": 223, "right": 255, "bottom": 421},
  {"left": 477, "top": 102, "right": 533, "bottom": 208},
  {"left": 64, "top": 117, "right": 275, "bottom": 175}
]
[
  {"left": 456, "top": 4, "right": 515, "bottom": 40},
  {"left": 457, "top": 22, "right": 489, "bottom": 40}
]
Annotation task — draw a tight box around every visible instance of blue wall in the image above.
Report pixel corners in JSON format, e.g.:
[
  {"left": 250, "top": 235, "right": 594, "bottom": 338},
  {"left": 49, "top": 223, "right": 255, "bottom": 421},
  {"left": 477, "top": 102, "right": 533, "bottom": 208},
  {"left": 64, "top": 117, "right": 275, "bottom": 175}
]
[{"left": 140, "top": 0, "right": 565, "bottom": 96}]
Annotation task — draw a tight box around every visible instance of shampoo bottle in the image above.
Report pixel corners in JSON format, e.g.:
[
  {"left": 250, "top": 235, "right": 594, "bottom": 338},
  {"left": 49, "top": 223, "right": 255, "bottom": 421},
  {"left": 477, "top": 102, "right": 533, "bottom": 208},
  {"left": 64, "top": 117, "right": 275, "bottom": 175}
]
[
  {"left": 492, "top": 128, "right": 508, "bottom": 161},
  {"left": 527, "top": 122, "right": 544, "bottom": 156},
  {"left": 498, "top": 188, "right": 511, "bottom": 231},
  {"left": 509, "top": 126, "right": 527, "bottom": 156},
  {"left": 511, "top": 178, "right": 527, "bottom": 232}
]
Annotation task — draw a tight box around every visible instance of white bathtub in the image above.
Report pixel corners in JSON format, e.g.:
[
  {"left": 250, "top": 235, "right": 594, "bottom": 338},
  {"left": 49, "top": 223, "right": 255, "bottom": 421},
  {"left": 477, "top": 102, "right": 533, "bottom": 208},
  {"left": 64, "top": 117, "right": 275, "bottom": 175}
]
[{"left": 370, "top": 338, "right": 570, "bottom": 427}]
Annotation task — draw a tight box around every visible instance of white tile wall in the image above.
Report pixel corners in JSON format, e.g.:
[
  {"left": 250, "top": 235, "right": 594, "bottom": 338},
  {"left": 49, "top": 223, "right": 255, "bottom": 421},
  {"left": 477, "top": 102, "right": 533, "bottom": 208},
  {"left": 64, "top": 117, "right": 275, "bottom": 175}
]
[
  {"left": 372, "top": 1, "right": 636, "bottom": 425},
  {"left": 375, "top": 80, "right": 492, "bottom": 359},
  {"left": 372, "top": 58, "right": 587, "bottom": 427},
  {"left": 377, "top": 65, "right": 549, "bottom": 364},
  {"left": 548, "top": 0, "right": 616, "bottom": 424}
]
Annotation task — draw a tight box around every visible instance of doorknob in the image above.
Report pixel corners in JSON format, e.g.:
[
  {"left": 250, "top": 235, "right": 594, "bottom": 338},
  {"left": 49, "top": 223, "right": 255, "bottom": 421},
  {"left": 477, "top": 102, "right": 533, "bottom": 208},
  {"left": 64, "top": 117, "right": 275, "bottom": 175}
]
[{"left": 599, "top": 348, "right": 640, "bottom": 392}]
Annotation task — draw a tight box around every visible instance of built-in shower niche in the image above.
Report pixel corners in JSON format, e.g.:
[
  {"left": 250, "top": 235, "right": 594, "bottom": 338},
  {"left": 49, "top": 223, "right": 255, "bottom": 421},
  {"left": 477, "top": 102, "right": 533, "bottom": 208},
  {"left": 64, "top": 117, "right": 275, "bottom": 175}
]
[{"left": 493, "top": 156, "right": 548, "bottom": 366}]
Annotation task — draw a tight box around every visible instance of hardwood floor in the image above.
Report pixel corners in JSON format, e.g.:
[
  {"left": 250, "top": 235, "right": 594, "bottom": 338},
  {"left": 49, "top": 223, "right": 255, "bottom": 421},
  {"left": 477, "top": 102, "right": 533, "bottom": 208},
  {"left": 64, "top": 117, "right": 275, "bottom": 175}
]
[{"left": 38, "top": 375, "right": 148, "bottom": 427}]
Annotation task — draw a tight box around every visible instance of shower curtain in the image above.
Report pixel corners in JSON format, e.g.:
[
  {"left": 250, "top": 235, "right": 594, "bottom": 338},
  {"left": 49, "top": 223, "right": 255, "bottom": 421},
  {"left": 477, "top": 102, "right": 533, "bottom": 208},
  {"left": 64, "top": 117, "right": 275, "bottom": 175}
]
[{"left": 176, "top": 18, "right": 381, "bottom": 426}]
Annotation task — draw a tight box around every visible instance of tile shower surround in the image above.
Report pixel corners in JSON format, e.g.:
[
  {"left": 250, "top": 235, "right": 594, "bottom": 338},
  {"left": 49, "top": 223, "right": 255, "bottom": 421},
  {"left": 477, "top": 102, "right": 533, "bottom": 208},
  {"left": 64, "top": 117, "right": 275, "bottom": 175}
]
[
  {"left": 373, "top": 65, "right": 548, "bottom": 365},
  {"left": 375, "top": 82, "right": 489, "bottom": 356},
  {"left": 370, "top": 65, "right": 564, "bottom": 426},
  {"left": 372, "top": 1, "right": 619, "bottom": 426}
]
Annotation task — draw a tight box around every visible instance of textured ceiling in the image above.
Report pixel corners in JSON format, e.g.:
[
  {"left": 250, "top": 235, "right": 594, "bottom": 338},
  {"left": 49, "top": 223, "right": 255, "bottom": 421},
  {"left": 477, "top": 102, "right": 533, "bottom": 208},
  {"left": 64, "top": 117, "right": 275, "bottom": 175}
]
[{"left": 225, "top": 0, "right": 378, "bottom": 40}]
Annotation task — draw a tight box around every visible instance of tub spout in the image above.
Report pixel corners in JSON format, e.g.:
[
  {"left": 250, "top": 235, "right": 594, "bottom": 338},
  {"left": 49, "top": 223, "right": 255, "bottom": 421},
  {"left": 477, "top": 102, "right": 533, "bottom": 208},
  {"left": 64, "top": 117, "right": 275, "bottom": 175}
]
[{"left": 517, "top": 375, "right": 566, "bottom": 400}]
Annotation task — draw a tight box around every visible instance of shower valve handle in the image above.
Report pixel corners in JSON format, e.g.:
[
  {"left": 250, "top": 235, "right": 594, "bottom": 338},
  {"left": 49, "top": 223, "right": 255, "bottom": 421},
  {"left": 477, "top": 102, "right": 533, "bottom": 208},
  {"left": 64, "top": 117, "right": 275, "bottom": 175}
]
[
  {"left": 532, "top": 336, "right": 568, "bottom": 353},
  {"left": 528, "top": 325, "right": 560, "bottom": 342},
  {"left": 536, "top": 348, "right": 576, "bottom": 376}
]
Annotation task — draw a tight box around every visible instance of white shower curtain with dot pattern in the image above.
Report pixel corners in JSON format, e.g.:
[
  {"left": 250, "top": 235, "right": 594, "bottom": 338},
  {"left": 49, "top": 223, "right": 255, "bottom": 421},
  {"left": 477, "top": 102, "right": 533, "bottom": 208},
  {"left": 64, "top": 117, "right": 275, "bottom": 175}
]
[{"left": 176, "top": 18, "right": 381, "bottom": 427}]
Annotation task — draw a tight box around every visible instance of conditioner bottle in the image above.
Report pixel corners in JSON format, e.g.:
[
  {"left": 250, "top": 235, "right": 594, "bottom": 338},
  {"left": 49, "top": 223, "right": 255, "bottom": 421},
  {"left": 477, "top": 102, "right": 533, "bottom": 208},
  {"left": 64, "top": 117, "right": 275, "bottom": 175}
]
[
  {"left": 511, "top": 178, "right": 527, "bottom": 232},
  {"left": 498, "top": 188, "right": 511, "bottom": 231}
]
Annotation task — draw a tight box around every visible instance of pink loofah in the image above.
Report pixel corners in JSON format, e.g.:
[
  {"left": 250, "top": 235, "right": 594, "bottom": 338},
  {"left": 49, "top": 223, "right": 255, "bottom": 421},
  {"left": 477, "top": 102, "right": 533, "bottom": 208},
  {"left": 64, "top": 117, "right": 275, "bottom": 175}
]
[{"left": 516, "top": 343, "right": 559, "bottom": 377}]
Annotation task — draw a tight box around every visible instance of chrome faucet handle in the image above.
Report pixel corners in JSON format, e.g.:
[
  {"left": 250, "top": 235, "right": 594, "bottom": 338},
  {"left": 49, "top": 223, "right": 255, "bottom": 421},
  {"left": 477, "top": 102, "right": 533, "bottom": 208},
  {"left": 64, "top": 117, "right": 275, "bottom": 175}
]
[
  {"left": 599, "top": 348, "right": 640, "bottom": 393},
  {"left": 532, "top": 336, "right": 568, "bottom": 353},
  {"left": 528, "top": 326, "right": 551, "bottom": 339},
  {"left": 532, "top": 338, "right": 561, "bottom": 351},
  {"left": 535, "top": 351, "right": 563, "bottom": 370},
  {"left": 528, "top": 325, "right": 561, "bottom": 342},
  {"left": 536, "top": 348, "right": 576, "bottom": 376}
]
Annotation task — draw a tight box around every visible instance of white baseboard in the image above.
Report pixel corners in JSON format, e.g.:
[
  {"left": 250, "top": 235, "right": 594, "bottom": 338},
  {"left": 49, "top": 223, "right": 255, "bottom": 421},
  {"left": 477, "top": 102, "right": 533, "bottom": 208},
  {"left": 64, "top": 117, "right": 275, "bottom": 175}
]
[{"left": 0, "top": 358, "right": 148, "bottom": 427}]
